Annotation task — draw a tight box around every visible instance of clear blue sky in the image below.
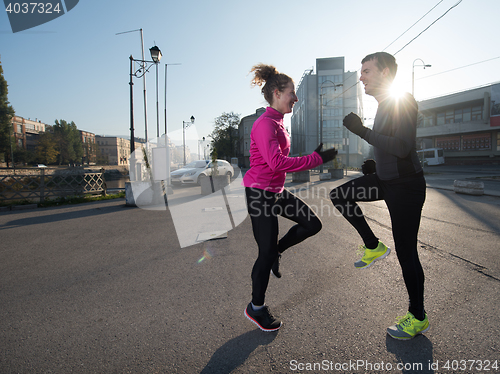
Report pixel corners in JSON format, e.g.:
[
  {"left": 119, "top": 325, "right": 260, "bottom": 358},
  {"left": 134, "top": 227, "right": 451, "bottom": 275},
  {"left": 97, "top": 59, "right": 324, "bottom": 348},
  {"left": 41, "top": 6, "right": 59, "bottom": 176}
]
[{"left": 1, "top": 0, "right": 499, "bottom": 154}]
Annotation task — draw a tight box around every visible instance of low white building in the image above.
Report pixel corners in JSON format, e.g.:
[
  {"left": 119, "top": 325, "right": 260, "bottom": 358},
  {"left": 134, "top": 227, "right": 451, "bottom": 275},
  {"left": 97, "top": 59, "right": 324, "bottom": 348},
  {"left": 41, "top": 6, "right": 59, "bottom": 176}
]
[{"left": 417, "top": 82, "right": 500, "bottom": 164}]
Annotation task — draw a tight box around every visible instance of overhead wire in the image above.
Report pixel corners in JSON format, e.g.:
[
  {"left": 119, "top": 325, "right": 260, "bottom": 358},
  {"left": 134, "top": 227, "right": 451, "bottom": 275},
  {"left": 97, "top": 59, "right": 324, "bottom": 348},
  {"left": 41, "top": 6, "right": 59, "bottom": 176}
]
[
  {"left": 383, "top": 0, "right": 445, "bottom": 52},
  {"left": 415, "top": 56, "right": 500, "bottom": 81},
  {"left": 317, "top": 0, "right": 462, "bottom": 108},
  {"left": 394, "top": 0, "right": 463, "bottom": 55},
  {"left": 308, "top": 0, "right": 469, "bottom": 126}
]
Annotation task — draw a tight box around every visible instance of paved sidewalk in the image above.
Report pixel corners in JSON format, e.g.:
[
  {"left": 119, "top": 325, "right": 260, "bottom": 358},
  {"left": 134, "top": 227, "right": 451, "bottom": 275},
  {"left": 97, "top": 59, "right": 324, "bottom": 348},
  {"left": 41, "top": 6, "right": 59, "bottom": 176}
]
[
  {"left": 422, "top": 165, "right": 500, "bottom": 197},
  {"left": 1, "top": 165, "right": 500, "bottom": 373}
]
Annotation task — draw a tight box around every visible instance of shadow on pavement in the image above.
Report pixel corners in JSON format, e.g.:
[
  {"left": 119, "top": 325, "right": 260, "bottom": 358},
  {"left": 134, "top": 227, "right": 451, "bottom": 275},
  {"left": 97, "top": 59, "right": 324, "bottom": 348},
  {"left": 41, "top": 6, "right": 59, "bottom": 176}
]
[
  {"left": 200, "top": 329, "right": 278, "bottom": 374},
  {"left": 435, "top": 189, "right": 500, "bottom": 233},
  {"left": 386, "top": 334, "right": 434, "bottom": 373},
  {"left": 0, "top": 199, "right": 127, "bottom": 230}
]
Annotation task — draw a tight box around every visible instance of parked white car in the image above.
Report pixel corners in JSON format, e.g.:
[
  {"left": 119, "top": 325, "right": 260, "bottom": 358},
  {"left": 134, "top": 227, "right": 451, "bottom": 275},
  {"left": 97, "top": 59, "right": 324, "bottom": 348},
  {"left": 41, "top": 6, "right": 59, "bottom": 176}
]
[{"left": 170, "top": 159, "right": 234, "bottom": 185}]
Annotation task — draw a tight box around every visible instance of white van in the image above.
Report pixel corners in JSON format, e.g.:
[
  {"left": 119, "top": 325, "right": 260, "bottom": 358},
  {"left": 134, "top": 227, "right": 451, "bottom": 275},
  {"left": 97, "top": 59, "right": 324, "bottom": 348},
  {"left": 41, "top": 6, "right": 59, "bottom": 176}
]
[{"left": 417, "top": 148, "right": 445, "bottom": 166}]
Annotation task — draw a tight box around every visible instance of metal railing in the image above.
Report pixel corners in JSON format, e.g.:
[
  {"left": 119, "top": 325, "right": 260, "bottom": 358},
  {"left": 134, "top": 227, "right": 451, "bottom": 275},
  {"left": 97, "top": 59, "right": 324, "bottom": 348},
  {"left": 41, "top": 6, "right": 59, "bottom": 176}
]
[{"left": 0, "top": 168, "right": 106, "bottom": 203}]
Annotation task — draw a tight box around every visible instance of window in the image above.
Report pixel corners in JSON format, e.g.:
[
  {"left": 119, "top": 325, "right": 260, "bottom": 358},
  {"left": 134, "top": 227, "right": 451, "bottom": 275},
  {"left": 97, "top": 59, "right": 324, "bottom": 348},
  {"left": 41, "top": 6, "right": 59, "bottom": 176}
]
[
  {"left": 325, "top": 130, "right": 343, "bottom": 139},
  {"left": 323, "top": 120, "right": 341, "bottom": 128},
  {"left": 462, "top": 107, "right": 471, "bottom": 122},
  {"left": 424, "top": 150, "right": 435, "bottom": 158},
  {"left": 437, "top": 112, "right": 445, "bottom": 126},
  {"left": 319, "top": 75, "right": 342, "bottom": 85},
  {"left": 424, "top": 115, "right": 434, "bottom": 127},
  {"left": 497, "top": 133, "right": 500, "bottom": 151},
  {"left": 323, "top": 107, "right": 342, "bottom": 117},
  {"left": 433, "top": 105, "right": 483, "bottom": 125},
  {"left": 471, "top": 106, "right": 482, "bottom": 121},
  {"left": 445, "top": 110, "right": 454, "bottom": 124}
]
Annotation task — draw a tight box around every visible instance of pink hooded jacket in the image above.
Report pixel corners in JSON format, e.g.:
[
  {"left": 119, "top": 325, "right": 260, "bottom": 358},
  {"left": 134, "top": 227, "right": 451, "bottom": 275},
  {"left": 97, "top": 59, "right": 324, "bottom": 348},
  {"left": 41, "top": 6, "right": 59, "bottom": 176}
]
[{"left": 242, "top": 107, "right": 323, "bottom": 193}]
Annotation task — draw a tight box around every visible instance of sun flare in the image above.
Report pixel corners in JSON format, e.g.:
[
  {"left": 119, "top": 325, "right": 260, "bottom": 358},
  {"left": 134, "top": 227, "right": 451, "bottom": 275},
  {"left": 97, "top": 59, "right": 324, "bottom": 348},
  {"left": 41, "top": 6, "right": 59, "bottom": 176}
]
[{"left": 390, "top": 80, "right": 406, "bottom": 99}]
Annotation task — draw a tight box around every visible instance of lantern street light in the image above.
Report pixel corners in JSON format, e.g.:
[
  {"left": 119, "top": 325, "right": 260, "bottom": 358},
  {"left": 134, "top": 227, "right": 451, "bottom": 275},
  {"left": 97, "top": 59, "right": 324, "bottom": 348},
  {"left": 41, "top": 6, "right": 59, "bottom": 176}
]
[
  {"left": 149, "top": 45, "right": 162, "bottom": 139},
  {"left": 128, "top": 45, "right": 162, "bottom": 154},
  {"left": 149, "top": 45, "right": 161, "bottom": 62},
  {"left": 183, "top": 116, "right": 195, "bottom": 165}
]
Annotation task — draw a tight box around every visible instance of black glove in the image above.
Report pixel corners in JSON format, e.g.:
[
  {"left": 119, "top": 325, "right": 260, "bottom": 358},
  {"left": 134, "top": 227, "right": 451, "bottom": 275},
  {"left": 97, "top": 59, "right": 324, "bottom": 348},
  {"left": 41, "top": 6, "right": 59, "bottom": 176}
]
[
  {"left": 314, "top": 143, "right": 338, "bottom": 164},
  {"left": 343, "top": 112, "right": 368, "bottom": 138},
  {"left": 361, "top": 159, "right": 376, "bottom": 175}
]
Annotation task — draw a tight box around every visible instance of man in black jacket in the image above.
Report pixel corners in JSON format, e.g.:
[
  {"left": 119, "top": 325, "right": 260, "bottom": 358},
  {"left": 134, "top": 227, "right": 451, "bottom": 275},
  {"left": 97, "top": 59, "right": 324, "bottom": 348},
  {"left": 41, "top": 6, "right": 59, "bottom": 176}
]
[{"left": 330, "top": 52, "right": 428, "bottom": 340}]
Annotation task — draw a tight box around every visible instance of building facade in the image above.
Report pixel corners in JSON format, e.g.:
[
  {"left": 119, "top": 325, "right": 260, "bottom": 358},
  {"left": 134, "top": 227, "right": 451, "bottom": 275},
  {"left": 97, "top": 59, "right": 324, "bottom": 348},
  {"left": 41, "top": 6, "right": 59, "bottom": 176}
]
[
  {"left": 238, "top": 107, "right": 265, "bottom": 168},
  {"left": 417, "top": 82, "right": 500, "bottom": 164},
  {"left": 291, "top": 56, "right": 365, "bottom": 167},
  {"left": 79, "top": 130, "right": 97, "bottom": 165},
  {"left": 11, "top": 116, "right": 47, "bottom": 151},
  {"left": 95, "top": 136, "right": 131, "bottom": 166}
]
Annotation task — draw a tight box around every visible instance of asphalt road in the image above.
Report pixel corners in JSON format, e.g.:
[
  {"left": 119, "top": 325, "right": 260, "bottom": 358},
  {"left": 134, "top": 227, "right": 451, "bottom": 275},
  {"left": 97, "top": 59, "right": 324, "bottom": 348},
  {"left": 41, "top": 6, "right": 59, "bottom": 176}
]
[{"left": 1, "top": 167, "right": 500, "bottom": 373}]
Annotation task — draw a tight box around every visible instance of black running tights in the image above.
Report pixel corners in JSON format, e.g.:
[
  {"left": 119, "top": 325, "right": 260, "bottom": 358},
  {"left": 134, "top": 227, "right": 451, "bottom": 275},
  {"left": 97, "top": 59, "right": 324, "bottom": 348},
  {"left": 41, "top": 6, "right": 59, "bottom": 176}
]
[
  {"left": 245, "top": 187, "right": 322, "bottom": 306},
  {"left": 330, "top": 173, "right": 426, "bottom": 319}
]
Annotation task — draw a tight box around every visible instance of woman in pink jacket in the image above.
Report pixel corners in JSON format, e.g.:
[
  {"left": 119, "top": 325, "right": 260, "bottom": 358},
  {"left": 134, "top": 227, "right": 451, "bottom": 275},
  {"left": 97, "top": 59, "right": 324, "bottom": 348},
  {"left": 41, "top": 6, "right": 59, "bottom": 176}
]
[{"left": 243, "top": 64, "right": 337, "bottom": 332}]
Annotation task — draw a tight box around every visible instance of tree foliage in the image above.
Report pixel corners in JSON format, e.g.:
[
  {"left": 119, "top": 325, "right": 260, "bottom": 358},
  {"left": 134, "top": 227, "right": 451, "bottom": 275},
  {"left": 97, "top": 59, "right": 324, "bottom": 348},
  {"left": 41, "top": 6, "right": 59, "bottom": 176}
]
[
  {"left": 0, "top": 59, "right": 15, "bottom": 166},
  {"left": 14, "top": 146, "right": 35, "bottom": 165},
  {"left": 35, "top": 131, "right": 58, "bottom": 165},
  {"left": 53, "top": 119, "right": 83, "bottom": 165},
  {"left": 209, "top": 112, "right": 240, "bottom": 160}
]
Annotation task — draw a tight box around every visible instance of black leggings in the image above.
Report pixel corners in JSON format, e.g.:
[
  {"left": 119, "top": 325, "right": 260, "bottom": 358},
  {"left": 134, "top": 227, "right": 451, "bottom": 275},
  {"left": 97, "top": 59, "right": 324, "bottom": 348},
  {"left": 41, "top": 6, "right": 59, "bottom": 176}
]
[
  {"left": 330, "top": 173, "right": 426, "bottom": 318},
  {"left": 245, "top": 187, "right": 322, "bottom": 306}
]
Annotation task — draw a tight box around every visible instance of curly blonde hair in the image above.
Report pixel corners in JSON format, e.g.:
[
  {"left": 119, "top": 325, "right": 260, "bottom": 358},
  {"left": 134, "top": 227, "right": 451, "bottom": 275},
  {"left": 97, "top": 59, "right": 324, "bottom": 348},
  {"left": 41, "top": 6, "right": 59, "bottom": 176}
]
[{"left": 250, "top": 64, "right": 293, "bottom": 105}]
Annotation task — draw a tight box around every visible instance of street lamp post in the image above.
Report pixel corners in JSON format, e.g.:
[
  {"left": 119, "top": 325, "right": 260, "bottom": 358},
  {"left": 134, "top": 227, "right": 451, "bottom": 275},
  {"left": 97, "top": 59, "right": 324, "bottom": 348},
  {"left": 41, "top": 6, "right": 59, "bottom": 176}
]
[
  {"left": 129, "top": 55, "right": 135, "bottom": 154},
  {"left": 183, "top": 116, "right": 195, "bottom": 165},
  {"left": 164, "top": 63, "right": 181, "bottom": 189},
  {"left": 128, "top": 46, "right": 163, "bottom": 155},
  {"left": 198, "top": 137, "right": 205, "bottom": 160},
  {"left": 319, "top": 80, "right": 343, "bottom": 172},
  {"left": 149, "top": 46, "right": 162, "bottom": 139},
  {"left": 412, "top": 58, "right": 431, "bottom": 97},
  {"left": 164, "top": 63, "right": 181, "bottom": 137},
  {"left": 116, "top": 29, "right": 149, "bottom": 148}
]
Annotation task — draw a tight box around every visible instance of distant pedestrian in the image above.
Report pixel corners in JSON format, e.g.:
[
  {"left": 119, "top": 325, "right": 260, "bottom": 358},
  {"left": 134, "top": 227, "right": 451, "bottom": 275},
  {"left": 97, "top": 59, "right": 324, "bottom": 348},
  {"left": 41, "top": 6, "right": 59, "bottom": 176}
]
[
  {"left": 243, "top": 64, "right": 337, "bottom": 332},
  {"left": 330, "top": 52, "right": 428, "bottom": 340}
]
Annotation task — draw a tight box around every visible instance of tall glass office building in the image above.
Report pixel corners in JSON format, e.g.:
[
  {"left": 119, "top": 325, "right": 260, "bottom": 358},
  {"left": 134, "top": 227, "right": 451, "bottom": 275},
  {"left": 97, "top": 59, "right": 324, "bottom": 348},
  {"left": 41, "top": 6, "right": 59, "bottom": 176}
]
[{"left": 291, "top": 56, "right": 366, "bottom": 167}]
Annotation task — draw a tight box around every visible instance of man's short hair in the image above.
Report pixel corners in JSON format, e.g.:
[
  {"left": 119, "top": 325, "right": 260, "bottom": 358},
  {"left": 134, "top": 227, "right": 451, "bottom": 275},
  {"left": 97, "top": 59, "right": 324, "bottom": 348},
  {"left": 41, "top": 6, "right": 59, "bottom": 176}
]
[{"left": 362, "top": 52, "right": 398, "bottom": 80}]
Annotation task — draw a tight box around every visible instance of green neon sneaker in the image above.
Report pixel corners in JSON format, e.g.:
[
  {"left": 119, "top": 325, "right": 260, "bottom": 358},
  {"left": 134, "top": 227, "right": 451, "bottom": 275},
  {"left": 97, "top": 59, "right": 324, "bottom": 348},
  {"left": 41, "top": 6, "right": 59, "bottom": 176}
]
[
  {"left": 387, "top": 312, "right": 429, "bottom": 340},
  {"left": 354, "top": 242, "right": 390, "bottom": 269}
]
